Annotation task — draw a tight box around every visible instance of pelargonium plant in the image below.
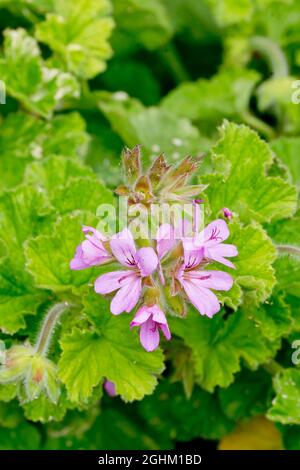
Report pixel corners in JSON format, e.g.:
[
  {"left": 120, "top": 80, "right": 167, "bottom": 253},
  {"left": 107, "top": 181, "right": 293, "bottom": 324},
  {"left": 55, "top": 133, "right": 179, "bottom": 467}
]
[{"left": 70, "top": 148, "right": 238, "bottom": 351}]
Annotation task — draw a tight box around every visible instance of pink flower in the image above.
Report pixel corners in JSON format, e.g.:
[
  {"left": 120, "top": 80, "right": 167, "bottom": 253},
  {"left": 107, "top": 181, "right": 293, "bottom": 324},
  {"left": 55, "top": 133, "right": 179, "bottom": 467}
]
[
  {"left": 183, "top": 219, "right": 238, "bottom": 269},
  {"left": 70, "top": 226, "right": 112, "bottom": 270},
  {"left": 104, "top": 380, "right": 116, "bottom": 397},
  {"left": 130, "top": 305, "right": 171, "bottom": 352},
  {"left": 176, "top": 259, "right": 233, "bottom": 317},
  {"left": 222, "top": 207, "right": 233, "bottom": 220},
  {"left": 94, "top": 228, "right": 158, "bottom": 315}
]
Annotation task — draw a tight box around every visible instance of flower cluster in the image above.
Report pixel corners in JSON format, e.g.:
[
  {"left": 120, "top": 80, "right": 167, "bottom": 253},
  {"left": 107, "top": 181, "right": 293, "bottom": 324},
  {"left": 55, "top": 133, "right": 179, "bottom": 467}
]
[
  {"left": 70, "top": 148, "right": 238, "bottom": 352},
  {"left": 70, "top": 218, "right": 237, "bottom": 352}
]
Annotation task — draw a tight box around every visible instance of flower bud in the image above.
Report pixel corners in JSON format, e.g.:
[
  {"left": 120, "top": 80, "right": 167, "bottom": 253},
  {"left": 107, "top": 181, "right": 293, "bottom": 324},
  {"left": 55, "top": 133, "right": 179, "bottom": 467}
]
[{"left": 0, "top": 343, "right": 60, "bottom": 403}]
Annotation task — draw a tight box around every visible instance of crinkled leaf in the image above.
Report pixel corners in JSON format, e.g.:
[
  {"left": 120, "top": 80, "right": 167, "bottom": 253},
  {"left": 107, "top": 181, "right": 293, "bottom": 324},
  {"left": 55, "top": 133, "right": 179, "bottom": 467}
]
[
  {"left": 112, "top": 0, "right": 173, "bottom": 51},
  {"left": 217, "top": 220, "right": 277, "bottom": 309},
  {"left": 0, "top": 29, "right": 79, "bottom": 118},
  {"left": 22, "top": 393, "right": 69, "bottom": 423},
  {"left": 52, "top": 177, "right": 114, "bottom": 215},
  {"left": 58, "top": 293, "right": 165, "bottom": 403},
  {"left": 170, "top": 308, "right": 279, "bottom": 392},
  {"left": 271, "top": 137, "right": 300, "bottom": 186},
  {"left": 24, "top": 155, "right": 94, "bottom": 198},
  {"left": 162, "top": 69, "right": 260, "bottom": 135},
  {"left": 24, "top": 211, "right": 99, "bottom": 292},
  {"left": 268, "top": 209, "right": 300, "bottom": 297},
  {"left": 0, "top": 262, "right": 47, "bottom": 334},
  {"left": 36, "top": 0, "right": 114, "bottom": 79},
  {"left": 267, "top": 368, "right": 300, "bottom": 425},
  {"left": 0, "top": 185, "right": 52, "bottom": 333},
  {"left": 202, "top": 122, "right": 297, "bottom": 223}
]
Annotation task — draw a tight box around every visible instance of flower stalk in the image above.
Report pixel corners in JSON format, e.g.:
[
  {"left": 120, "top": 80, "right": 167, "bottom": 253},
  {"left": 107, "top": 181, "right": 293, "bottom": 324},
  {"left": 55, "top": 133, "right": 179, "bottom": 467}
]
[
  {"left": 277, "top": 244, "right": 300, "bottom": 258},
  {"left": 35, "top": 302, "right": 70, "bottom": 356}
]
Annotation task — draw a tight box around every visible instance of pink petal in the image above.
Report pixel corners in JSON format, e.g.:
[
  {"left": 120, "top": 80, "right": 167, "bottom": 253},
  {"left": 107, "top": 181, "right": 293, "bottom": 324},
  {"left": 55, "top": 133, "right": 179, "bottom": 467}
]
[
  {"left": 130, "top": 306, "right": 152, "bottom": 327},
  {"left": 139, "top": 319, "right": 160, "bottom": 352},
  {"left": 181, "top": 278, "right": 221, "bottom": 317},
  {"left": 197, "top": 219, "right": 230, "bottom": 248},
  {"left": 151, "top": 305, "right": 168, "bottom": 324},
  {"left": 156, "top": 224, "right": 176, "bottom": 260},
  {"left": 104, "top": 380, "right": 116, "bottom": 397},
  {"left": 110, "top": 276, "right": 142, "bottom": 315},
  {"left": 160, "top": 323, "right": 171, "bottom": 341},
  {"left": 187, "top": 270, "right": 233, "bottom": 291},
  {"left": 94, "top": 270, "right": 134, "bottom": 294},
  {"left": 135, "top": 247, "right": 158, "bottom": 276},
  {"left": 82, "top": 225, "right": 107, "bottom": 242},
  {"left": 205, "top": 244, "right": 238, "bottom": 268},
  {"left": 110, "top": 228, "right": 137, "bottom": 267},
  {"left": 183, "top": 245, "right": 204, "bottom": 269},
  {"left": 175, "top": 218, "right": 192, "bottom": 239}
]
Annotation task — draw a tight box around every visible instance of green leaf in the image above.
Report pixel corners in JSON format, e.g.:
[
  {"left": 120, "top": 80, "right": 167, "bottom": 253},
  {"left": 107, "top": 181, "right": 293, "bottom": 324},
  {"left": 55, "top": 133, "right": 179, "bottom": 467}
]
[
  {"left": 162, "top": 68, "right": 260, "bottom": 135},
  {"left": 206, "top": 0, "right": 253, "bottom": 26},
  {"left": 139, "top": 380, "right": 235, "bottom": 441},
  {"left": 219, "top": 368, "right": 272, "bottom": 421},
  {"left": 0, "top": 112, "right": 89, "bottom": 192},
  {"left": 271, "top": 137, "right": 300, "bottom": 186},
  {"left": 249, "top": 294, "right": 294, "bottom": 341},
  {"left": 280, "top": 425, "right": 300, "bottom": 450},
  {"left": 22, "top": 393, "right": 69, "bottom": 423},
  {"left": 202, "top": 122, "right": 297, "bottom": 223},
  {"left": 170, "top": 308, "right": 279, "bottom": 392},
  {"left": 267, "top": 368, "right": 300, "bottom": 425},
  {"left": 217, "top": 220, "right": 277, "bottom": 309},
  {"left": 98, "top": 93, "right": 210, "bottom": 162},
  {"left": 0, "top": 112, "right": 88, "bottom": 160},
  {"left": 52, "top": 177, "right": 114, "bottom": 215},
  {"left": 0, "top": 263, "right": 47, "bottom": 334},
  {"left": 0, "top": 185, "right": 52, "bottom": 333},
  {"left": 112, "top": 0, "right": 173, "bottom": 51},
  {"left": 257, "top": 76, "right": 300, "bottom": 135},
  {"left": 36, "top": 0, "right": 114, "bottom": 79},
  {"left": 0, "top": 401, "right": 23, "bottom": 428},
  {"left": 24, "top": 211, "right": 99, "bottom": 292},
  {"left": 101, "top": 59, "right": 161, "bottom": 106},
  {"left": 58, "top": 293, "right": 165, "bottom": 403},
  {"left": 0, "top": 185, "right": 53, "bottom": 269},
  {"left": 24, "top": 155, "right": 94, "bottom": 199},
  {"left": 0, "top": 421, "right": 41, "bottom": 449},
  {"left": 0, "top": 384, "right": 18, "bottom": 402},
  {"left": 268, "top": 209, "right": 300, "bottom": 297},
  {"left": 0, "top": 28, "right": 79, "bottom": 118}
]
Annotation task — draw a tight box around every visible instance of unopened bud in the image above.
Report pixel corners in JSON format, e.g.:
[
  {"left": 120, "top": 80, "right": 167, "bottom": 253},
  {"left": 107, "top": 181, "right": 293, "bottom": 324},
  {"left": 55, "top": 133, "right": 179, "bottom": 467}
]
[{"left": 122, "top": 145, "right": 142, "bottom": 185}]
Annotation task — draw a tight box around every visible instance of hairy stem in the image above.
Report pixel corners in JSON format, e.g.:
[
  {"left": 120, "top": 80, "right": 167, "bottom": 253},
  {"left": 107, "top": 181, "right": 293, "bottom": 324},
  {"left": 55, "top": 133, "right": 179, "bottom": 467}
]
[
  {"left": 250, "top": 36, "right": 289, "bottom": 78},
  {"left": 241, "top": 110, "right": 275, "bottom": 140},
  {"left": 35, "top": 302, "right": 70, "bottom": 356},
  {"left": 277, "top": 244, "right": 300, "bottom": 258},
  {"left": 263, "top": 359, "right": 284, "bottom": 376}
]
